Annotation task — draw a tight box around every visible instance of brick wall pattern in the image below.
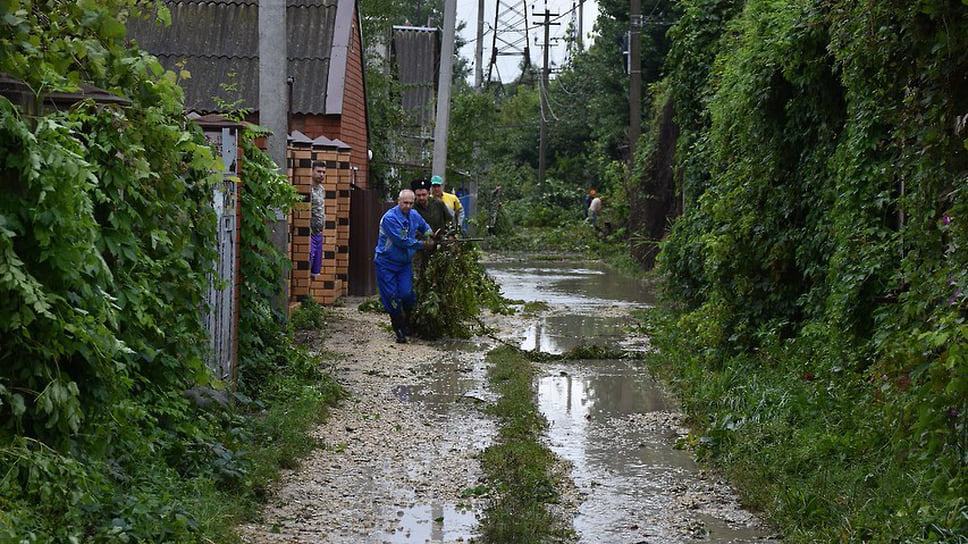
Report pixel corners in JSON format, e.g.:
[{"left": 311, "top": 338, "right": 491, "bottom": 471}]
[{"left": 288, "top": 139, "right": 352, "bottom": 305}]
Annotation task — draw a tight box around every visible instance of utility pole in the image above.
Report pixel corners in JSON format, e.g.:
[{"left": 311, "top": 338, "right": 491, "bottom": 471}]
[
  {"left": 534, "top": 6, "right": 559, "bottom": 189},
  {"left": 578, "top": 0, "right": 585, "bottom": 50},
  {"left": 259, "top": 0, "right": 288, "bottom": 311},
  {"left": 432, "top": 0, "right": 458, "bottom": 179},
  {"left": 475, "top": 0, "right": 485, "bottom": 90},
  {"left": 629, "top": 0, "right": 642, "bottom": 158}
]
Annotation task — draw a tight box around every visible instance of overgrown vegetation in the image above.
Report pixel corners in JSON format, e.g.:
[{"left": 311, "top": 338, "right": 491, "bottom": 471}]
[
  {"left": 0, "top": 1, "right": 224, "bottom": 539},
  {"left": 235, "top": 126, "right": 299, "bottom": 394},
  {"left": 479, "top": 346, "right": 573, "bottom": 543},
  {"left": 411, "top": 241, "right": 510, "bottom": 339},
  {"left": 0, "top": 1, "right": 343, "bottom": 540},
  {"left": 289, "top": 298, "right": 333, "bottom": 332},
  {"left": 641, "top": 0, "right": 967, "bottom": 541}
]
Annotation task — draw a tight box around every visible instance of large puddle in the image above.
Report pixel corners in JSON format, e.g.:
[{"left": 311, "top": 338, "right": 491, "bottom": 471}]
[
  {"left": 488, "top": 257, "right": 655, "bottom": 353},
  {"left": 488, "top": 256, "right": 778, "bottom": 543},
  {"left": 486, "top": 258, "right": 657, "bottom": 310}
]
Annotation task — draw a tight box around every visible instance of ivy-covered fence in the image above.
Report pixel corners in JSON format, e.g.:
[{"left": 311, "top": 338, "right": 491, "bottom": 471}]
[
  {"left": 647, "top": 0, "right": 967, "bottom": 540},
  {"left": 0, "top": 0, "right": 297, "bottom": 539}
]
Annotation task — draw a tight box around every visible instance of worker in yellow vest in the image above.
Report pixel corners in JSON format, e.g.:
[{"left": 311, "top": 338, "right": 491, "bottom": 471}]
[{"left": 430, "top": 175, "right": 463, "bottom": 232}]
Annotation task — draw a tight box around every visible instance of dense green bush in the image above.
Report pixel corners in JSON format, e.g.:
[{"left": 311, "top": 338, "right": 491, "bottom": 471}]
[
  {"left": 235, "top": 127, "right": 299, "bottom": 395},
  {"left": 651, "top": 0, "right": 967, "bottom": 540},
  {"left": 0, "top": 1, "right": 309, "bottom": 539},
  {"left": 413, "top": 241, "right": 510, "bottom": 339}
]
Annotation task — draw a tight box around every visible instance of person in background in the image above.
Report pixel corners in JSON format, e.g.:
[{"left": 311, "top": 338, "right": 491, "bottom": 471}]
[
  {"left": 456, "top": 186, "right": 471, "bottom": 234},
  {"left": 374, "top": 189, "right": 436, "bottom": 343},
  {"left": 412, "top": 178, "right": 450, "bottom": 234},
  {"left": 584, "top": 189, "right": 595, "bottom": 220},
  {"left": 410, "top": 178, "right": 448, "bottom": 281},
  {"left": 487, "top": 185, "right": 503, "bottom": 235},
  {"left": 309, "top": 161, "right": 326, "bottom": 278},
  {"left": 588, "top": 193, "right": 603, "bottom": 227},
  {"left": 430, "top": 175, "right": 463, "bottom": 231}
]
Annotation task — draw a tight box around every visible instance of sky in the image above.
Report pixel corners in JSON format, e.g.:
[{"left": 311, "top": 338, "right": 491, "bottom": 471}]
[{"left": 454, "top": 0, "right": 600, "bottom": 84}]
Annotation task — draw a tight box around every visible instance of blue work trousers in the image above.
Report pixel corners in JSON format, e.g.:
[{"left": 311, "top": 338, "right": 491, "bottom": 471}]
[{"left": 375, "top": 258, "right": 416, "bottom": 315}]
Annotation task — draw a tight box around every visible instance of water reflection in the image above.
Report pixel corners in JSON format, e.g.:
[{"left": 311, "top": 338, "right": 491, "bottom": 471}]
[
  {"left": 539, "top": 360, "right": 777, "bottom": 543},
  {"left": 487, "top": 257, "right": 776, "bottom": 543},
  {"left": 391, "top": 350, "right": 494, "bottom": 414},
  {"left": 375, "top": 503, "right": 476, "bottom": 543},
  {"left": 486, "top": 260, "right": 656, "bottom": 308},
  {"left": 521, "top": 314, "right": 632, "bottom": 354}
]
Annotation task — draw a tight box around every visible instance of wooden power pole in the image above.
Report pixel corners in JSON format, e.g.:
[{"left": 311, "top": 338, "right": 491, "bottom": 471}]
[
  {"left": 475, "top": 0, "right": 485, "bottom": 90},
  {"left": 578, "top": 0, "right": 585, "bottom": 50},
  {"left": 534, "top": 6, "right": 558, "bottom": 189}
]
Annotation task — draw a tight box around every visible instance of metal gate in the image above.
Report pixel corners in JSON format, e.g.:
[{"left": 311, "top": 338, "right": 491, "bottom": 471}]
[{"left": 198, "top": 117, "right": 242, "bottom": 382}]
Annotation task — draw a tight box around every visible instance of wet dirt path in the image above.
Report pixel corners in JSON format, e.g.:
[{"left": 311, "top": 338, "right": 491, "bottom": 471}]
[
  {"left": 240, "top": 256, "right": 778, "bottom": 543},
  {"left": 240, "top": 306, "right": 494, "bottom": 543}
]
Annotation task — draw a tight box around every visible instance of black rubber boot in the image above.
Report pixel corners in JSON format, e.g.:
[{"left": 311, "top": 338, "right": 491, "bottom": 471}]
[
  {"left": 390, "top": 313, "right": 407, "bottom": 343},
  {"left": 400, "top": 308, "right": 413, "bottom": 337}
]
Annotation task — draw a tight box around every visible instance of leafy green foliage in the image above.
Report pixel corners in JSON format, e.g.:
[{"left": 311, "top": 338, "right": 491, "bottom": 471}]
[
  {"left": 356, "top": 296, "right": 385, "bottom": 313},
  {"left": 651, "top": 0, "right": 968, "bottom": 540},
  {"left": 290, "top": 298, "right": 332, "bottom": 332},
  {"left": 502, "top": 175, "right": 586, "bottom": 228},
  {"left": 0, "top": 1, "right": 349, "bottom": 541},
  {"left": 235, "top": 127, "right": 299, "bottom": 396},
  {"left": 412, "top": 242, "right": 510, "bottom": 339},
  {"left": 0, "top": 0, "right": 234, "bottom": 537}
]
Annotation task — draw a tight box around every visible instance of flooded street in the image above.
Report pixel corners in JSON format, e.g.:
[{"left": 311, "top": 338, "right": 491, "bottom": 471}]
[
  {"left": 487, "top": 255, "right": 778, "bottom": 543},
  {"left": 241, "top": 255, "right": 776, "bottom": 543}
]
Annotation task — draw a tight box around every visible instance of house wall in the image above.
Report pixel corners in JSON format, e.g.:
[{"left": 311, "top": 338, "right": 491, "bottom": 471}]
[
  {"left": 291, "top": 8, "right": 377, "bottom": 297},
  {"left": 287, "top": 13, "right": 368, "bottom": 191},
  {"left": 338, "top": 9, "right": 369, "bottom": 191},
  {"left": 289, "top": 114, "right": 341, "bottom": 141}
]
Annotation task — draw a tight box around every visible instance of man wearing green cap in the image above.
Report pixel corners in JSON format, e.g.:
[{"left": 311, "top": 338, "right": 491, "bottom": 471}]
[{"left": 430, "top": 174, "right": 463, "bottom": 231}]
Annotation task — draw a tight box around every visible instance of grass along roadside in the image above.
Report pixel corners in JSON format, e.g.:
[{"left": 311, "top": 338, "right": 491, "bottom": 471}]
[
  {"left": 479, "top": 345, "right": 575, "bottom": 543},
  {"left": 633, "top": 307, "right": 966, "bottom": 542},
  {"left": 193, "top": 353, "right": 344, "bottom": 542},
  {"left": 199, "top": 305, "right": 346, "bottom": 542},
  {"left": 195, "top": 352, "right": 345, "bottom": 542}
]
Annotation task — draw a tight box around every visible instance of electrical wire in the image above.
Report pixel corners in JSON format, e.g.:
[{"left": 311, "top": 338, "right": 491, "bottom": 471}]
[{"left": 538, "top": 74, "right": 559, "bottom": 121}]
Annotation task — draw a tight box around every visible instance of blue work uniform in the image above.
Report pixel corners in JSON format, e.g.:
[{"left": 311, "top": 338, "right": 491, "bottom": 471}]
[{"left": 374, "top": 205, "right": 431, "bottom": 315}]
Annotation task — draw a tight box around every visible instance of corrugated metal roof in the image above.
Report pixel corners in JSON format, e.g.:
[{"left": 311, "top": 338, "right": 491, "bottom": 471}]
[
  {"left": 391, "top": 26, "right": 438, "bottom": 129},
  {"left": 127, "top": 0, "right": 342, "bottom": 114}
]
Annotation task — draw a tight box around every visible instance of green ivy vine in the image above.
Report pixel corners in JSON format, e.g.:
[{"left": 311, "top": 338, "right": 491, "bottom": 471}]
[
  {"left": 0, "top": 0, "right": 255, "bottom": 540},
  {"left": 653, "top": 0, "right": 967, "bottom": 540}
]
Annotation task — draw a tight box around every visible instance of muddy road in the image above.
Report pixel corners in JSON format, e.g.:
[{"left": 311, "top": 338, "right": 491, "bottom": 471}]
[{"left": 240, "top": 256, "right": 778, "bottom": 543}]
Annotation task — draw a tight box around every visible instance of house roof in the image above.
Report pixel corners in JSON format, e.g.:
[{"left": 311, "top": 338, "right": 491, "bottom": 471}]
[
  {"left": 127, "top": 0, "right": 357, "bottom": 115},
  {"left": 390, "top": 26, "right": 438, "bottom": 129}
]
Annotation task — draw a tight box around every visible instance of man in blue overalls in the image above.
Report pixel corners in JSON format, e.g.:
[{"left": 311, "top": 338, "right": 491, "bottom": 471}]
[{"left": 374, "top": 189, "right": 437, "bottom": 343}]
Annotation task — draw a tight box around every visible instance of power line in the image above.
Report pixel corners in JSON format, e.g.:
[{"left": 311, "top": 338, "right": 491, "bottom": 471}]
[{"left": 534, "top": 5, "right": 559, "bottom": 186}]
